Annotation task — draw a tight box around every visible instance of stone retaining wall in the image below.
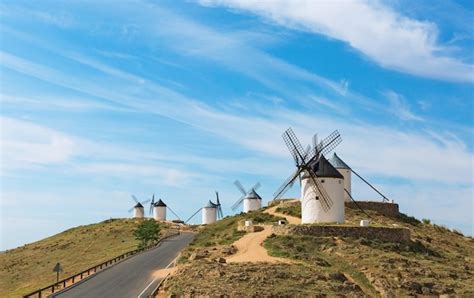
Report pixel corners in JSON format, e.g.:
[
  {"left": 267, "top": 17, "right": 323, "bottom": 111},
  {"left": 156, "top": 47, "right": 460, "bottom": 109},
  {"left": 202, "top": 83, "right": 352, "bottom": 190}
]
[
  {"left": 272, "top": 224, "right": 410, "bottom": 243},
  {"left": 345, "top": 201, "right": 399, "bottom": 217}
]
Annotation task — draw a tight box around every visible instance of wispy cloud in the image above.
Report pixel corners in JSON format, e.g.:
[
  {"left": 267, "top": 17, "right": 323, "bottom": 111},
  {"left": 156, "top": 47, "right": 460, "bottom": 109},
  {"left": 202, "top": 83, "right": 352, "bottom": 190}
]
[
  {"left": 2, "top": 52, "right": 472, "bottom": 186},
  {"left": 200, "top": 0, "right": 474, "bottom": 82},
  {"left": 384, "top": 90, "right": 424, "bottom": 121}
]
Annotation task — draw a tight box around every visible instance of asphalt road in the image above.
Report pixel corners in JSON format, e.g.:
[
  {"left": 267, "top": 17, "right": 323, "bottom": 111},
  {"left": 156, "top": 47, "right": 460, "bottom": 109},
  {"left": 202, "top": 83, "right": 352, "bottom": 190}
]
[{"left": 53, "top": 232, "right": 194, "bottom": 298}]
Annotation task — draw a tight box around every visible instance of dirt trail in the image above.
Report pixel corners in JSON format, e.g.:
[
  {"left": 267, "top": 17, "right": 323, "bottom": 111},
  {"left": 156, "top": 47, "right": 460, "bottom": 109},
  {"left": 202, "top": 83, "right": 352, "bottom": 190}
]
[
  {"left": 265, "top": 205, "right": 301, "bottom": 224},
  {"left": 226, "top": 225, "right": 291, "bottom": 263}
]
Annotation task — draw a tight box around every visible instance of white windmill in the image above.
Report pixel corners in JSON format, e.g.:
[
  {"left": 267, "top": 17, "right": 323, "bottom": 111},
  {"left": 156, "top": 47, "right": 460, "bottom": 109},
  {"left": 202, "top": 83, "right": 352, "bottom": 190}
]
[
  {"left": 129, "top": 195, "right": 150, "bottom": 219},
  {"left": 148, "top": 194, "right": 182, "bottom": 222},
  {"left": 329, "top": 152, "right": 391, "bottom": 203},
  {"left": 329, "top": 153, "right": 352, "bottom": 202},
  {"left": 185, "top": 192, "right": 224, "bottom": 225},
  {"left": 273, "top": 128, "right": 345, "bottom": 224},
  {"left": 231, "top": 180, "right": 262, "bottom": 213}
]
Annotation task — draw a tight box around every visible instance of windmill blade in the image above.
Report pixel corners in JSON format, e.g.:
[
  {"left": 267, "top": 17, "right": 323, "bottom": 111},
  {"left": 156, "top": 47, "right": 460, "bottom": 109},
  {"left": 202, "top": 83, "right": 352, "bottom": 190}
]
[
  {"left": 304, "top": 130, "right": 341, "bottom": 166},
  {"left": 314, "top": 130, "right": 341, "bottom": 158},
  {"left": 131, "top": 195, "right": 139, "bottom": 203},
  {"left": 350, "top": 168, "right": 390, "bottom": 202},
  {"left": 167, "top": 206, "right": 181, "bottom": 220},
  {"left": 128, "top": 207, "right": 134, "bottom": 213},
  {"left": 141, "top": 199, "right": 151, "bottom": 205},
  {"left": 251, "top": 182, "right": 261, "bottom": 191},
  {"left": 282, "top": 128, "right": 307, "bottom": 166},
  {"left": 231, "top": 196, "right": 245, "bottom": 211},
  {"left": 184, "top": 207, "right": 202, "bottom": 224},
  {"left": 272, "top": 168, "right": 302, "bottom": 200},
  {"left": 149, "top": 195, "right": 155, "bottom": 216},
  {"left": 234, "top": 180, "right": 247, "bottom": 196},
  {"left": 215, "top": 192, "right": 224, "bottom": 218},
  {"left": 307, "top": 170, "right": 333, "bottom": 212},
  {"left": 218, "top": 206, "right": 224, "bottom": 219},
  {"left": 312, "top": 133, "right": 318, "bottom": 156},
  {"left": 344, "top": 188, "right": 372, "bottom": 219},
  {"left": 302, "top": 144, "right": 311, "bottom": 163}
]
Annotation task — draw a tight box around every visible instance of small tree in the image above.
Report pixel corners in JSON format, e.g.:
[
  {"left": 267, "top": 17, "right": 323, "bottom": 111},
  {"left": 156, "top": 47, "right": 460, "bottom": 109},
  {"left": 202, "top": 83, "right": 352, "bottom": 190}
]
[{"left": 134, "top": 219, "right": 161, "bottom": 249}]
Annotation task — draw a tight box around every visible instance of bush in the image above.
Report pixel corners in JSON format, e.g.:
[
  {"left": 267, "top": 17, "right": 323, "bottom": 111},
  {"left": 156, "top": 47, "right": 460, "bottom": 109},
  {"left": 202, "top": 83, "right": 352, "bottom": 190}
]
[
  {"left": 422, "top": 218, "right": 431, "bottom": 225},
  {"left": 133, "top": 220, "right": 161, "bottom": 249}
]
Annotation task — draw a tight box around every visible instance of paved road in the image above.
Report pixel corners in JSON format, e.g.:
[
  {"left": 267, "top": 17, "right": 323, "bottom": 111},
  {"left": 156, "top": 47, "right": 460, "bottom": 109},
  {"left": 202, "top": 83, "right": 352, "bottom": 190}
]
[{"left": 54, "top": 232, "right": 194, "bottom": 298}]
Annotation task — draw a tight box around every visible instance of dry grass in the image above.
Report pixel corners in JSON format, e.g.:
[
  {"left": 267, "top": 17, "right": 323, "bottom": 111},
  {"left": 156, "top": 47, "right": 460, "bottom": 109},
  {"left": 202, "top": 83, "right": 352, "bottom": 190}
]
[
  {"left": 167, "top": 202, "right": 474, "bottom": 296},
  {"left": 0, "top": 218, "right": 168, "bottom": 297}
]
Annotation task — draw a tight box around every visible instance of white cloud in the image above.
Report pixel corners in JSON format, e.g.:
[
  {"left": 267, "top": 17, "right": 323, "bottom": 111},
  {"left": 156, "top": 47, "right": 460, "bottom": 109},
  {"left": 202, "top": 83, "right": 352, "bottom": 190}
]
[
  {"left": 2, "top": 52, "right": 472, "bottom": 186},
  {"left": 384, "top": 90, "right": 423, "bottom": 121},
  {"left": 0, "top": 116, "right": 76, "bottom": 172},
  {"left": 200, "top": 0, "right": 474, "bottom": 82}
]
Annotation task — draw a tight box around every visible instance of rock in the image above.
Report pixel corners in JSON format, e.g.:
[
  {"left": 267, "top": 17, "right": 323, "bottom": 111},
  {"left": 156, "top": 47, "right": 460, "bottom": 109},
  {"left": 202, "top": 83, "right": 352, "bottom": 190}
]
[
  {"left": 189, "top": 252, "right": 206, "bottom": 261},
  {"left": 216, "top": 257, "right": 226, "bottom": 263},
  {"left": 421, "top": 287, "right": 431, "bottom": 295},
  {"left": 329, "top": 272, "right": 347, "bottom": 282},
  {"left": 403, "top": 281, "right": 422, "bottom": 294}
]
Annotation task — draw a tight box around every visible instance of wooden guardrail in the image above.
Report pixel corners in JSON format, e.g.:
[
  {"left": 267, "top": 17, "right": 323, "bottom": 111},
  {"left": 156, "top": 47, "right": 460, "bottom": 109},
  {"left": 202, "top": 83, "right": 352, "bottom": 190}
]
[{"left": 23, "top": 231, "right": 180, "bottom": 298}]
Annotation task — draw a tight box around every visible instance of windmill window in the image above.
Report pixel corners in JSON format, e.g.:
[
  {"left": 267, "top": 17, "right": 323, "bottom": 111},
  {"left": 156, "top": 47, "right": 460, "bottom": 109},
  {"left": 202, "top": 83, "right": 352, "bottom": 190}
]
[{"left": 321, "top": 179, "right": 325, "bottom": 183}]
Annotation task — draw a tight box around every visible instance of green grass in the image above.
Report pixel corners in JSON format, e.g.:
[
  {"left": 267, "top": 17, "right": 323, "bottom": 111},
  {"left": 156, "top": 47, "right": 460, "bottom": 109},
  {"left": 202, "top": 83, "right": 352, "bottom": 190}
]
[
  {"left": 275, "top": 204, "right": 301, "bottom": 218},
  {"left": 0, "top": 218, "right": 160, "bottom": 297},
  {"left": 189, "top": 210, "right": 284, "bottom": 248}
]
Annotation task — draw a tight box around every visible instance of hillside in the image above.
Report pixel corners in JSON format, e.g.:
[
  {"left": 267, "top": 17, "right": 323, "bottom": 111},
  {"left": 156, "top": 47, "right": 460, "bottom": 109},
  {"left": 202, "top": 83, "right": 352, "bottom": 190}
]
[
  {"left": 0, "top": 218, "right": 167, "bottom": 297},
  {"left": 164, "top": 200, "right": 474, "bottom": 296}
]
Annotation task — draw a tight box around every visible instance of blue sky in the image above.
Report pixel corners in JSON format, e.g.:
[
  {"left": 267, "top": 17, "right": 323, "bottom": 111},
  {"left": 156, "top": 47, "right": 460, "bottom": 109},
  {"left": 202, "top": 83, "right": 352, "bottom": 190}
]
[{"left": 0, "top": 0, "right": 473, "bottom": 250}]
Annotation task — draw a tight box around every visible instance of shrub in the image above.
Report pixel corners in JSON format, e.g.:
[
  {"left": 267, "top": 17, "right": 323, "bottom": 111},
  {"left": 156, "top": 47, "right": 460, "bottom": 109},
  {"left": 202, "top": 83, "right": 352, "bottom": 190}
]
[
  {"left": 422, "top": 218, "right": 431, "bottom": 225},
  {"left": 133, "top": 219, "right": 161, "bottom": 249}
]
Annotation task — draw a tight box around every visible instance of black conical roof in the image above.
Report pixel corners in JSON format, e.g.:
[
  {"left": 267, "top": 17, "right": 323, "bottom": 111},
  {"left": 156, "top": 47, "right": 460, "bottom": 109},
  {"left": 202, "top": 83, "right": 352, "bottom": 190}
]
[
  {"left": 303, "top": 155, "right": 344, "bottom": 179},
  {"left": 134, "top": 202, "right": 144, "bottom": 208},
  {"left": 245, "top": 189, "right": 262, "bottom": 200},
  {"left": 154, "top": 199, "right": 167, "bottom": 207},
  {"left": 204, "top": 200, "right": 218, "bottom": 208},
  {"left": 329, "top": 152, "right": 350, "bottom": 169}
]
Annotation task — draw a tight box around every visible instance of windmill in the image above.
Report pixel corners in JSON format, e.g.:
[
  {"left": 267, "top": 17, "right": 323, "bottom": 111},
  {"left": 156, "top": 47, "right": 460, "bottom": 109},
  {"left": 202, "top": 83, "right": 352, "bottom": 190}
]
[
  {"left": 231, "top": 180, "right": 262, "bottom": 213},
  {"left": 273, "top": 128, "right": 345, "bottom": 224},
  {"left": 184, "top": 191, "right": 223, "bottom": 225},
  {"left": 129, "top": 195, "right": 150, "bottom": 219},
  {"left": 330, "top": 152, "right": 390, "bottom": 203},
  {"left": 148, "top": 194, "right": 182, "bottom": 222}
]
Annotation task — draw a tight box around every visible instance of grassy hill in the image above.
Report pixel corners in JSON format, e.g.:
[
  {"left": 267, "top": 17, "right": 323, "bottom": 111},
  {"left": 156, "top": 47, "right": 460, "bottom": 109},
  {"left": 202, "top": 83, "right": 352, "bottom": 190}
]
[
  {"left": 0, "top": 218, "right": 162, "bottom": 297},
  {"left": 165, "top": 201, "right": 474, "bottom": 296}
]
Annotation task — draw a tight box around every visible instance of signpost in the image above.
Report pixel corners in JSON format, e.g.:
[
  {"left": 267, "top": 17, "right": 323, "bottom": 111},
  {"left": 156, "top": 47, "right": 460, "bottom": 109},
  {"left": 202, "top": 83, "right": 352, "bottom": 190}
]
[{"left": 53, "top": 262, "right": 63, "bottom": 283}]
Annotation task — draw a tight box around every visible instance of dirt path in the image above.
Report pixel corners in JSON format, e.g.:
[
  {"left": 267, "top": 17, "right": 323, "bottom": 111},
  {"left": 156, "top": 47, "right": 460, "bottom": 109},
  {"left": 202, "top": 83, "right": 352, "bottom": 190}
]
[
  {"left": 265, "top": 205, "right": 301, "bottom": 224},
  {"left": 226, "top": 225, "right": 291, "bottom": 263}
]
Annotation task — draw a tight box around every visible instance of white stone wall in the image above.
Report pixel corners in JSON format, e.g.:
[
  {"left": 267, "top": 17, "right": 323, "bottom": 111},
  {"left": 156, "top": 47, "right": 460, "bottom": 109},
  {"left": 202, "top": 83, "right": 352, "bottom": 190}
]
[
  {"left": 243, "top": 198, "right": 261, "bottom": 213},
  {"left": 153, "top": 206, "right": 166, "bottom": 221},
  {"left": 133, "top": 206, "right": 144, "bottom": 219},
  {"left": 301, "top": 176, "right": 345, "bottom": 224},
  {"left": 202, "top": 207, "right": 217, "bottom": 224}
]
